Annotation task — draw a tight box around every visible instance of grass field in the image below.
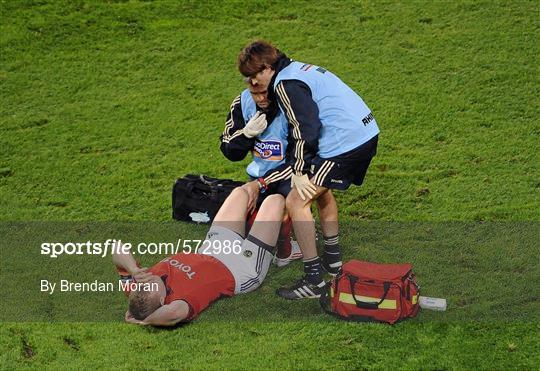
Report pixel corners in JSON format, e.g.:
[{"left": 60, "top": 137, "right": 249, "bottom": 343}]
[{"left": 1, "top": 0, "right": 539, "bottom": 369}]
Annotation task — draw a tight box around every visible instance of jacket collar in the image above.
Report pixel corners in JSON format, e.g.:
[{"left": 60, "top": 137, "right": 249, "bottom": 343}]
[{"left": 268, "top": 54, "right": 292, "bottom": 102}]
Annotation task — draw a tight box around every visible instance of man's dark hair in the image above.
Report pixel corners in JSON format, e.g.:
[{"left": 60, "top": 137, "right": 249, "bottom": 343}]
[
  {"left": 238, "top": 40, "right": 284, "bottom": 77},
  {"left": 128, "top": 290, "right": 161, "bottom": 320}
]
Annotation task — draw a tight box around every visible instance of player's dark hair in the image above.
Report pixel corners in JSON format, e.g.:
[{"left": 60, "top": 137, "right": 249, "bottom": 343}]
[
  {"left": 238, "top": 40, "right": 284, "bottom": 77},
  {"left": 128, "top": 290, "right": 161, "bottom": 320}
]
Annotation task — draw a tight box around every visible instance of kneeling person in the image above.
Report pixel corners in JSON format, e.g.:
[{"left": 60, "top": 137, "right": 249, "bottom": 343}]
[{"left": 113, "top": 186, "right": 284, "bottom": 326}]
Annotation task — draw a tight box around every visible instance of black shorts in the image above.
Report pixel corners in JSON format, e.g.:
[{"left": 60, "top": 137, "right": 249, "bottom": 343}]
[
  {"left": 249, "top": 165, "right": 292, "bottom": 208},
  {"left": 310, "top": 135, "right": 378, "bottom": 190},
  {"left": 255, "top": 178, "right": 291, "bottom": 207}
]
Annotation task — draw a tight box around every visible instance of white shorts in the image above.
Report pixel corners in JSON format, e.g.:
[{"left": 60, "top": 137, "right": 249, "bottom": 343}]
[{"left": 199, "top": 226, "right": 273, "bottom": 294}]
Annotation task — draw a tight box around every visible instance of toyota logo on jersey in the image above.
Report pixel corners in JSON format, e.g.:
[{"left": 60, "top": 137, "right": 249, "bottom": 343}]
[{"left": 253, "top": 140, "right": 283, "bottom": 161}]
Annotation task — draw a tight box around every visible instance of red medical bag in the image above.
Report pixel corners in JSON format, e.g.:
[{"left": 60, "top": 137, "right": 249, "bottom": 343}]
[{"left": 320, "top": 260, "right": 420, "bottom": 324}]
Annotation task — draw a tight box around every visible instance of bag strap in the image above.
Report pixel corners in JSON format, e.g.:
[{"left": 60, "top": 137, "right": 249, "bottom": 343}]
[
  {"left": 349, "top": 276, "right": 391, "bottom": 310},
  {"left": 199, "top": 175, "right": 220, "bottom": 186},
  {"left": 319, "top": 281, "right": 377, "bottom": 323},
  {"left": 194, "top": 176, "right": 233, "bottom": 200},
  {"left": 319, "top": 282, "right": 335, "bottom": 316}
]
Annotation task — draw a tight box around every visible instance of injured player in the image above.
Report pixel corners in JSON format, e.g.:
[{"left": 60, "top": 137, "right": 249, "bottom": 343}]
[{"left": 113, "top": 185, "right": 284, "bottom": 326}]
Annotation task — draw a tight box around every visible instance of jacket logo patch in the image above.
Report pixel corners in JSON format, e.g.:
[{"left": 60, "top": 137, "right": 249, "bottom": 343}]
[
  {"left": 253, "top": 140, "right": 283, "bottom": 161},
  {"left": 362, "top": 112, "right": 375, "bottom": 126}
]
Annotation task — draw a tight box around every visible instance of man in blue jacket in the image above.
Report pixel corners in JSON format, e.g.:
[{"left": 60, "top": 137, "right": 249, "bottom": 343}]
[
  {"left": 220, "top": 82, "right": 292, "bottom": 207},
  {"left": 220, "top": 82, "right": 301, "bottom": 266},
  {"left": 237, "top": 40, "right": 380, "bottom": 300}
]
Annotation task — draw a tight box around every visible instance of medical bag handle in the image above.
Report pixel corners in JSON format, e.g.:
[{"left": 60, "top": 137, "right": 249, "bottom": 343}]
[{"left": 348, "top": 276, "right": 391, "bottom": 310}]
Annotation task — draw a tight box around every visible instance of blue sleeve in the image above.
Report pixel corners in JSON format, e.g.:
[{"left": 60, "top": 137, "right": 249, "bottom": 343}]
[{"left": 274, "top": 80, "right": 321, "bottom": 174}]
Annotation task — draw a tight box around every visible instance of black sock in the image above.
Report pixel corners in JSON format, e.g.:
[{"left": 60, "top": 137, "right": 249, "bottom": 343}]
[
  {"left": 323, "top": 234, "right": 342, "bottom": 267},
  {"left": 303, "top": 256, "right": 324, "bottom": 285}
]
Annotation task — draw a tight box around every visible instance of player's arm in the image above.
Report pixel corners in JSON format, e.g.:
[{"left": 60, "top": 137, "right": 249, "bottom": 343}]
[
  {"left": 112, "top": 241, "right": 140, "bottom": 276},
  {"left": 140, "top": 300, "right": 190, "bottom": 327},
  {"left": 240, "top": 165, "right": 293, "bottom": 211},
  {"left": 274, "top": 80, "right": 321, "bottom": 175},
  {"left": 220, "top": 95, "right": 255, "bottom": 161},
  {"left": 261, "top": 163, "right": 293, "bottom": 186}
]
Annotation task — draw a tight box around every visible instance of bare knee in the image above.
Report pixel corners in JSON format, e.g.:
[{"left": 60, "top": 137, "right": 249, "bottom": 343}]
[
  {"left": 317, "top": 189, "right": 332, "bottom": 207},
  {"left": 317, "top": 190, "right": 337, "bottom": 212},
  {"left": 213, "top": 186, "right": 248, "bottom": 225},
  {"left": 257, "top": 194, "right": 285, "bottom": 220},
  {"left": 230, "top": 186, "right": 248, "bottom": 201},
  {"left": 264, "top": 193, "right": 285, "bottom": 205},
  {"left": 285, "top": 190, "right": 310, "bottom": 213}
]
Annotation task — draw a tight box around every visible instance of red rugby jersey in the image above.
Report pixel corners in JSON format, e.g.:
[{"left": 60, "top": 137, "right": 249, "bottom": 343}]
[
  {"left": 119, "top": 253, "right": 235, "bottom": 320},
  {"left": 150, "top": 254, "right": 235, "bottom": 320}
]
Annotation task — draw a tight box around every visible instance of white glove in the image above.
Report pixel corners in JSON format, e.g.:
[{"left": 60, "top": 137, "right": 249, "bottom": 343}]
[
  {"left": 291, "top": 173, "right": 317, "bottom": 201},
  {"left": 243, "top": 111, "right": 267, "bottom": 138}
]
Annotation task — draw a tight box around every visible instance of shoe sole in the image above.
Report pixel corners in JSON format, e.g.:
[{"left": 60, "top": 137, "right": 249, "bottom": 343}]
[
  {"left": 289, "top": 252, "right": 303, "bottom": 260},
  {"left": 273, "top": 253, "right": 303, "bottom": 267}
]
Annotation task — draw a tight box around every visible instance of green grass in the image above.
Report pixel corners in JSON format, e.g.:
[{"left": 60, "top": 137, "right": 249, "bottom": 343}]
[
  {"left": 2, "top": 322, "right": 538, "bottom": 369},
  {"left": 1, "top": 0, "right": 539, "bottom": 369}
]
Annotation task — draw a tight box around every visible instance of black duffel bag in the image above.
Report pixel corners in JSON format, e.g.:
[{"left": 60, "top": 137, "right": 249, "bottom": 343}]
[{"left": 172, "top": 174, "right": 244, "bottom": 223}]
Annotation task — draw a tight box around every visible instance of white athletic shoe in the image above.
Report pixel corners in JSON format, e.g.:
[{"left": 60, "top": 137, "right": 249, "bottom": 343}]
[{"left": 273, "top": 239, "right": 303, "bottom": 267}]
